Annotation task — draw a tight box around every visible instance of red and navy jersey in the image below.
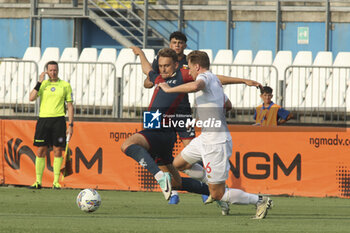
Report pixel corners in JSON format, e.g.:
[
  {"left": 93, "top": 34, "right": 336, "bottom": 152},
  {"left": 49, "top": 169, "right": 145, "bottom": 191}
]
[{"left": 148, "top": 67, "right": 193, "bottom": 117}]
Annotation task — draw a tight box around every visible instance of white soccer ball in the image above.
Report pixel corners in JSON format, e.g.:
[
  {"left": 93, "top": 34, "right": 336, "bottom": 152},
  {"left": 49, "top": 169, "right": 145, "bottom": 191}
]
[{"left": 76, "top": 188, "right": 101, "bottom": 212}]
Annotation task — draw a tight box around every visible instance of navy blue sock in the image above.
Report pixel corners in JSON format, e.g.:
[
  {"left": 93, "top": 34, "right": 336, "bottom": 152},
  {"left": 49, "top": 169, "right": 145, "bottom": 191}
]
[
  {"left": 180, "top": 177, "right": 210, "bottom": 195},
  {"left": 124, "top": 144, "right": 160, "bottom": 176}
]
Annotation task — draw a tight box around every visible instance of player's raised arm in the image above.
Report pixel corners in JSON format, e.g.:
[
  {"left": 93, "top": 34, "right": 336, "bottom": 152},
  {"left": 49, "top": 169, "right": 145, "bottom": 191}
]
[
  {"left": 130, "top": 46, "right": 154, "bottom": 88},
  {"left": 159, "top": 79, "right": 205, "bottom": 93},
  {"left": 217, "top": 75, "right": 263, "bottom": 89}
]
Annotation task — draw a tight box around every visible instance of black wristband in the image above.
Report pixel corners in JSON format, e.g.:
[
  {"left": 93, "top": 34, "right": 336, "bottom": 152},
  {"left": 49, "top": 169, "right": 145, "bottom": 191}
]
[
  {"left": 34, "top": 82, "right": 42, "bottom": 91},
  {"left": 69, "top": 123, "right": 74, "bottom": 127}
]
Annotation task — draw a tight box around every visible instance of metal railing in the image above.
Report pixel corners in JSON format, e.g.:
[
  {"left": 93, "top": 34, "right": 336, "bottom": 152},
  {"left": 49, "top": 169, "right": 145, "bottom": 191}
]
[
  {"left": 0, "top": 59, "right": 119, "bottom": 118},
  {"left": 284, "top": 65, "right": 349, "bottom": 124},
  {"left": 0, "top": 59, "right": 39, "bottom": 116},
  {"left": 1, "top": 58, "right": 349, "bottom": 124},
  {"left": 59, "top": 61, "right": 118, "bottom": 118}
]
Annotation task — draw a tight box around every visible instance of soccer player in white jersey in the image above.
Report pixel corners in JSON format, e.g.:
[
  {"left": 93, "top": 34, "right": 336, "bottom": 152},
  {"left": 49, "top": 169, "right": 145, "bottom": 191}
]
[{"left": 159, "top": 50, "right": 273, "bottom": 219}]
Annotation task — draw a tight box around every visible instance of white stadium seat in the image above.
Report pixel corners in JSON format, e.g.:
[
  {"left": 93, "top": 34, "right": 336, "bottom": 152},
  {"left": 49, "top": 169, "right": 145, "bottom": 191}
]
[
  {"left": 272, "top": 50, "right": 292, "bottom": 105},
  {"left": 38, "top": 47, "right": 60, "bottom": 72},
  {"left": 184, "top": 49, "right": 192, "bottom": 56},
  {"left": 23, "top": 47, "right": 41, "bottom": 62},
  {"left": 59, "top": 47, "right": 79, "bottom": 84},
  {"left": 284, "top": 51, "right": 313, "bottom": 108},
  {"left": 70, "top": 48, "right": 98, "bottom": 105},
  {"left": 94, "top": 48, "right": 117, "bottom": 106},
  {"left": 212, "top": 49, "right": 233, "bottom": 76},
  {"left": 200, "top": 49, "right": 213, "bottom": 63},
  {"left": 228, "top": 50, "right": 253, "bottom": 108},
  {"left": 60, "top": 47, "right": 78, "bottom": 62},
  {"left": 330, "top": 52, "right": 350, "bottom": 110},
  {"left": 116, "top": 48, "right": 136, "bottom": 111},
  {"left": 247, "top": 50, "right": 274, "bottom": 108},
  {"left": 305, "top": 51, "right": 333, "bottom": 108},
  {"left": 128, "top": 49, "right": 155, "bottom": 108}
]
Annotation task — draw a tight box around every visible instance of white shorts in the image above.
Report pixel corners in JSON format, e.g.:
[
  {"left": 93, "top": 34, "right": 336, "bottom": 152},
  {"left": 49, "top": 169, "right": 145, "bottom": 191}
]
[{"left": 181, "top": 136, "right": 233, "bottom": 184}]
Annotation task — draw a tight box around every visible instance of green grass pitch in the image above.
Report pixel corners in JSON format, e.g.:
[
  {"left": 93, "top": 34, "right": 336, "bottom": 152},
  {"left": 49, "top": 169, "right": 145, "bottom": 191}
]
[{"left": 0, "top": 186, "right": 349, "bottom": 233}]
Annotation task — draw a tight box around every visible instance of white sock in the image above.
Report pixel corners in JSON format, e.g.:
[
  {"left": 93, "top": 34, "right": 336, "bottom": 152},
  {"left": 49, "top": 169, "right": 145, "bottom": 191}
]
[
  {"left": 171, "top": 191, "right": 178, "bottom": 196},
  {"left": 154, "top": 171, "right": 164, "bottom": 181},
  {"left": 221, "top": 188, "right": 259, "bottom": 205},
  {"left": 182, "top": 163, "right": 208, "bottom": 183}
]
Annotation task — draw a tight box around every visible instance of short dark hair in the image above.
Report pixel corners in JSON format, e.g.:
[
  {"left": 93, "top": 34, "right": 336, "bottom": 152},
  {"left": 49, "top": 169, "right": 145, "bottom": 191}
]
[
  {"left": 187, "top": 50, "right": 210, "bottom": 69},
  {"left": 158, "top": 48, "right": 178, "bottom": 63},
  {"left": 45, "top": 61, "right": 58, "bottom": 70},
  {"left": 169, "top": 31, "right": 187, "bottom": 43},
  {"left": 261, "top": 86, "right": 273, "bottom": 94}
]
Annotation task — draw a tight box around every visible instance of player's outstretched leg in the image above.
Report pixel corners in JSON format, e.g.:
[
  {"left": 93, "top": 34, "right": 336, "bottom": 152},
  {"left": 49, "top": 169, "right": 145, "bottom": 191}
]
[{"left": 220, "top": 188, "right": 273, "bottom": 219}]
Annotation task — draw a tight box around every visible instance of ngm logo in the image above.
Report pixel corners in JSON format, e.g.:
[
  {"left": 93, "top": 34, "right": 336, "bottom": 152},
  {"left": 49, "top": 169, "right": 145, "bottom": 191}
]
[
  {"left": 229, "top": 152, "right": 301, "bottom": 180},
  {"left": 4, "top": 138, "right": 103, "bottom": 173}
]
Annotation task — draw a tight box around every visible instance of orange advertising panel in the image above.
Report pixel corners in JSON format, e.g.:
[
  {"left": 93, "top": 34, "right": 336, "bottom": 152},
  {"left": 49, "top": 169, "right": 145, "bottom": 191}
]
[
  {"left": 225, "top": 125, "right": 350, "bottom": 198},
  {"left": 1, "top": 119, "right": 350, "bottom": 198},
  {"left": 0, "top": 120, "right": 4, "bottom": 184}
]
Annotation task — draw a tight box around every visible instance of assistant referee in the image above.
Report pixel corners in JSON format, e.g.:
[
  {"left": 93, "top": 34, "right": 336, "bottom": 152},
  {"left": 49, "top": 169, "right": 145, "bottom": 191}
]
[{"left": 29, "top": 60, "right": 74, "bottom": 189}]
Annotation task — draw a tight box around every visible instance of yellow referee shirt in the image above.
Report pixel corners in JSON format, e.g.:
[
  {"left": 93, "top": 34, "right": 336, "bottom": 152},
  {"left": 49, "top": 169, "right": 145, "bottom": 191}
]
[{"left": 37, "top": 79, "right": 73, "bottom": 117}]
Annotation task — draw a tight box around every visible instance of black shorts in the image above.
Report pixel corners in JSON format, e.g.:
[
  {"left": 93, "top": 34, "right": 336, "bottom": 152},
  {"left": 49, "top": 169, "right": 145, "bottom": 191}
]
[
  {"left": 33, "top": 116, "right": 66, "bottom": 148},
  {"left": 138, "top": 128, "right": 177, "bottom": 166}
]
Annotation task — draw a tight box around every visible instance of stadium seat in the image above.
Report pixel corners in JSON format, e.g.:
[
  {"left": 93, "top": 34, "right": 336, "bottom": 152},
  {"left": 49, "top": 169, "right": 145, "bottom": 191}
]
[
  {"left": 0, "top": 47, "right": 41, "bottom": 105},
  {"left": 200, "top": 49, "right": 213, "bottom": 63},
  {"left": 228, "top": 50, "right": 253, "bottom": 108},
  {"left": 330, "top": 52, "right": 350, "bottom": 110},
  {"left": 0, "top": 58, "right": 18, "bottom": 104},
  {"left": 22, "top": 47, "right": 41, "bottom": 62},
  {"left": 116, "top": 48, "right": 136, "bottom": 112},
  {"left": 60, "top": 47, "right": 79, "bottom": 62},
  {"left": 59, "top": 47, "right": 79, "bottom": 83},
  {"left": 38, "top": 47, "right": 60, "bottom": 72},
  {"left": 70, "top": 48, "right": 98, "bottom": 106},
  {"left": 212, "top": 49, "right": 233, "bottom": 76},
  {"left": 11, "top": 47, "right": 45, "bottom": 104},
  {"left": 94, "top": 48, "right": 117, "bottom": 106},
  {"left": 306, "top": 51, "right": 333, "bottom": 108},
  {"left": 272, "top": 50, "right": 292, "bottom": 106},
  {"left": 284, "top": 51, "right": 313, "bottom": 108},
  {"left": 184, "top": 49, "right": 192, "bottom": 56},
  {"left": 247, "top": 50, "right": 274, "bottom": 108},
  {"left": 273, "top": 50, "right": 293, "bottom": 81},
  {"left": 128, "top": 49, "right": 155, "bottom": 108}
]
